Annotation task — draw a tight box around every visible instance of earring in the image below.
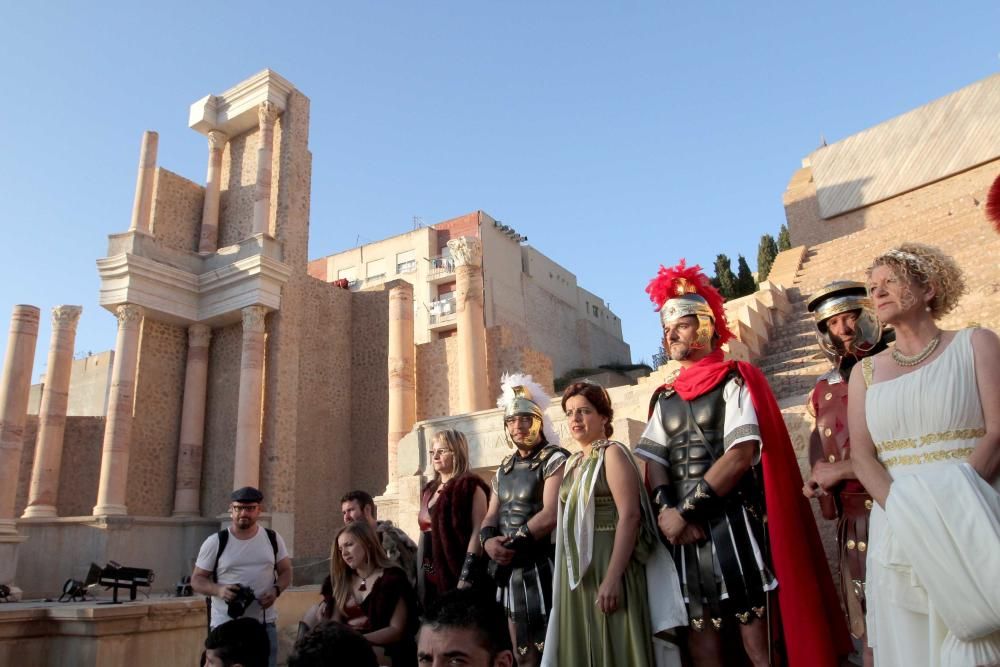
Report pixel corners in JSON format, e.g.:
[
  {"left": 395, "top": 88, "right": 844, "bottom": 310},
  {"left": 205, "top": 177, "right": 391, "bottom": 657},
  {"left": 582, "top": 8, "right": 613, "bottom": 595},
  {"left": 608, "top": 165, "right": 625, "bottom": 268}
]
[{"left": 925, "top": 305, "right": 931, "bottom": 312}]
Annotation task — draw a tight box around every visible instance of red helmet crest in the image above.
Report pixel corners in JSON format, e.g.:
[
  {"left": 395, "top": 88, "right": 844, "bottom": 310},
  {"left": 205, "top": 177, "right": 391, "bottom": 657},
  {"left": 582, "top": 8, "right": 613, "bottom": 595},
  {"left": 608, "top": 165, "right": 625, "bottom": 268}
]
[{"left": 645, "top": 259, "right": 732, "bottom": 345}]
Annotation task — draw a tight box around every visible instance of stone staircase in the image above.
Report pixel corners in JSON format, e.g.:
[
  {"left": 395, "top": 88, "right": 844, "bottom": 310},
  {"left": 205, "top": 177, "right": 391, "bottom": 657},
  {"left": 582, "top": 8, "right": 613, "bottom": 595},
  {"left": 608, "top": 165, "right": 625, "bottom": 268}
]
[{"left": 755, "top": 287, "right": 828, "bottom": 401}]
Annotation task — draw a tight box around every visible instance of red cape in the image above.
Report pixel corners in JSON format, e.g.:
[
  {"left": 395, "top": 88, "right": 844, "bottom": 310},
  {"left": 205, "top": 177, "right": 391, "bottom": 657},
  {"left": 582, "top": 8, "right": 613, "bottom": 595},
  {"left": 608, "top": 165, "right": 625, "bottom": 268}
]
[{"left": 652, "top": 355, "right": 852, "bottom": 666}]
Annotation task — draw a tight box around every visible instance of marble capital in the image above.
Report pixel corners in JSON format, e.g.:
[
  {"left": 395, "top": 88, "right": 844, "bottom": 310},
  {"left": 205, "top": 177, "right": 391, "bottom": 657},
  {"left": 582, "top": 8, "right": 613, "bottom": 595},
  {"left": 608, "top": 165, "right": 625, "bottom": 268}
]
[
  {"left": 447, "top": 237, "right": 483, "bottom": 268},
  {"left": 115, "top": 304, "right": 144, "bottom": 326},
  {"left": 258, "top": 101, "right": 279, "bottom": 128},
  {"left": 51, "top": 305, "right": 82, "bottom": 330},
  {"left": 187, "top": 324, "right": 212, "bottom": 348},
  {"left": 241, "top": 306, "right": 268, "bottom": 333},
  {"left": 207, "top": 130, "right": 228, "bottom": 151}
]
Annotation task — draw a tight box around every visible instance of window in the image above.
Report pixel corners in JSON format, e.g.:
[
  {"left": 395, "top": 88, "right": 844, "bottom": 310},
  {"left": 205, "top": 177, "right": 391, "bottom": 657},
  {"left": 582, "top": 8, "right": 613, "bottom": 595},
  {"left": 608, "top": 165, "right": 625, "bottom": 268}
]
[
  {"left": 337, "top": 267, "right": 357, "bottom": 282},
  {"left": 592, "top": 305, "right": 599, "bottom": 317},
  {"left": 396, "top": 250, "right": 416, "bottom": 274},
  {"left": 366, "top": 258, "right": 386, "bottom": 279}
]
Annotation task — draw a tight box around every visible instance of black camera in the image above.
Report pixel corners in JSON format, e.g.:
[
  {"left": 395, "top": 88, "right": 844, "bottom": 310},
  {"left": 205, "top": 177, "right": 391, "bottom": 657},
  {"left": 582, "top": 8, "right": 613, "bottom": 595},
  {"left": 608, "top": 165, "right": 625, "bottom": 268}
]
[{"left": 226, "top": 584, "right": 257, "bottom": 619}]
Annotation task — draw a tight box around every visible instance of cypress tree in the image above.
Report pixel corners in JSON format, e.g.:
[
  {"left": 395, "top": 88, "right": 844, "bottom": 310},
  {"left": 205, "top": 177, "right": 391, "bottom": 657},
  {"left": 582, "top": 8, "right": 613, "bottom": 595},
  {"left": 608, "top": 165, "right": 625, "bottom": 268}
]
[
  {"left": 757, "top": 234, "right": 778, "bottom": 282},
  {"left": 714, "top": 254, "right": 737, "bottom": 299},
  {"left": 777, "top": 224, "right": 791, "bottom": 251},
  {"left": 736, "top": 254, "right": 756, "bottom": 296}
]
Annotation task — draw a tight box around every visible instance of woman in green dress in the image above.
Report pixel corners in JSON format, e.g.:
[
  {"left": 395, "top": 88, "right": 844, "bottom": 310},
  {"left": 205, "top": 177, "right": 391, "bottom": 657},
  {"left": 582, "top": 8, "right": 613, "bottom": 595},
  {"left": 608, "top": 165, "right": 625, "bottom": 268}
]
[{"left": 542, "top": 382, "right": 685, "bottom": 667}]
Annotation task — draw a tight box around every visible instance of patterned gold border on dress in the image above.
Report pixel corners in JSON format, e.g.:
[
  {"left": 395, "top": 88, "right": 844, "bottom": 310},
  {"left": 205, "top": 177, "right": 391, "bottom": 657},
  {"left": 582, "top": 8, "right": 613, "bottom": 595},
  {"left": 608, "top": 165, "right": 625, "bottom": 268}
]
[{"left": 874, "top": 428, "right": 986, "bottom": 454}]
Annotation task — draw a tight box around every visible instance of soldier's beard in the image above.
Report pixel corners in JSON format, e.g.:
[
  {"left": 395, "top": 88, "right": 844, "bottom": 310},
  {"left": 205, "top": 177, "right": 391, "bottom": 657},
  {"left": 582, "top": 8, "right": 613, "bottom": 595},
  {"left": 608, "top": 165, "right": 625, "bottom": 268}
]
[
  {"left": 511, "top": 432, "right": 541, "bottom": 452},
  {"left": 669, "top": 342, "right": 692, "bottom": 361}
]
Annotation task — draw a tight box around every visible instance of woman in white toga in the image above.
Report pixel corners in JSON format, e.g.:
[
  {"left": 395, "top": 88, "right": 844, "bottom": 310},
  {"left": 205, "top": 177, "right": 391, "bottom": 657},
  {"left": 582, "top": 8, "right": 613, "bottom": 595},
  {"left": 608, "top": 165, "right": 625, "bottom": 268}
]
[{"left": 849, "top": 243, "right": 1000, "bottom": 667}]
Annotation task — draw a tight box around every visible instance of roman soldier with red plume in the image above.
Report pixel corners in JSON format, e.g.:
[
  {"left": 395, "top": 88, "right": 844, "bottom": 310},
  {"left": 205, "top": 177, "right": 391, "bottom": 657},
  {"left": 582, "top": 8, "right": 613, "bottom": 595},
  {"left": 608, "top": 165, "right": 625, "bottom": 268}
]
[{"left": 635, "top": 260, "right": 851, "bottom": 667}]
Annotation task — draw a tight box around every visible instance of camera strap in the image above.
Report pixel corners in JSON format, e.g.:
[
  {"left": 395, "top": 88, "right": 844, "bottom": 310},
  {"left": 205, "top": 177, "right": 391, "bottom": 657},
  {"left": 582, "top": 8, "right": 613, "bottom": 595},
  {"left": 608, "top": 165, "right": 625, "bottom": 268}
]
[{"left": 206, "top": 528, "right": 279, "bottom": 632}]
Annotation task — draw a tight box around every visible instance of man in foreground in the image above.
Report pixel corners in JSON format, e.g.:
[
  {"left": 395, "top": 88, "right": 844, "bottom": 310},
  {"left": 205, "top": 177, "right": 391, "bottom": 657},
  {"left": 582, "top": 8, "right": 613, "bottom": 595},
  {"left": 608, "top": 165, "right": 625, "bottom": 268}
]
[{"left": 418, "top": 589, "right": 514, "bottom": 667}]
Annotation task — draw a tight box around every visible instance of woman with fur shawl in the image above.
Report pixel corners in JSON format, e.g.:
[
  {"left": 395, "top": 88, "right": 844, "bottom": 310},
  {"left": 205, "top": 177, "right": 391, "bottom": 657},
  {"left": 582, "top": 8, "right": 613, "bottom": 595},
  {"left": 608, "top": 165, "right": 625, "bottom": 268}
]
[{"left": 417, "top": 429, "right": 491, "bottom": 607}]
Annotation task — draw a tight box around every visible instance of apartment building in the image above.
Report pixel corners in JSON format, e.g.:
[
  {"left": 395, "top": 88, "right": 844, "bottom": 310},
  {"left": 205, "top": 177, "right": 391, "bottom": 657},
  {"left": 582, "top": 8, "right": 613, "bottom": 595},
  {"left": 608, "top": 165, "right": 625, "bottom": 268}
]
[{"left": 308, "top": 211, "right": 631, "bottom": 377}]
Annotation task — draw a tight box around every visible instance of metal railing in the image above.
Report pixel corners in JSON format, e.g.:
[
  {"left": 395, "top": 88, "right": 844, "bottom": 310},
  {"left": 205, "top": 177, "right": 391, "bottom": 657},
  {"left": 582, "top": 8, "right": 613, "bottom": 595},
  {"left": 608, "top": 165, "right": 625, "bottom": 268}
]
[
  {"left": 426, "top": 256, "right": 455, "bottom": 281},
  {"left": 428, "top": 296, "right": 457, "bottom": 325}
]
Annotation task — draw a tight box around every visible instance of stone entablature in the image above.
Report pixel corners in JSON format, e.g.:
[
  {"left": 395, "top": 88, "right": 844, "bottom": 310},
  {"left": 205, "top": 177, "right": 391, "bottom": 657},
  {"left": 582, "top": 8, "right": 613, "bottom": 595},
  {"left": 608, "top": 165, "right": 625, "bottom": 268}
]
[
  {"left": 97, "top": 231, "right": 291, "bottom": 327},
  {"left": 188, "top": 68, "right": 295, "bottom": 138}
]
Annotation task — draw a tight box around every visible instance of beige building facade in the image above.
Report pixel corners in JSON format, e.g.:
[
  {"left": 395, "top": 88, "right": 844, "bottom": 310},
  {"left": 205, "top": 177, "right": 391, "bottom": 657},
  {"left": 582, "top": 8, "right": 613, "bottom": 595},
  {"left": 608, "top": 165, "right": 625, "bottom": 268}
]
[{"left": 309, "top": 210, "right": 632, "bottom": 379}]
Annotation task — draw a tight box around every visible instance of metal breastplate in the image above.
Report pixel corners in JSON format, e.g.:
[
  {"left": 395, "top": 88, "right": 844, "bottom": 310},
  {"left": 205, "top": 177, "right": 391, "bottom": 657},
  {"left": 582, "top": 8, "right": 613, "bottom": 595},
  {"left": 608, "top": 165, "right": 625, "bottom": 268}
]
[
  {"left": 496, "top": 445, "right": 560, "bottom": 537},
  {"left": 658, "top": 378, "right": 729, "bottom": 502}
]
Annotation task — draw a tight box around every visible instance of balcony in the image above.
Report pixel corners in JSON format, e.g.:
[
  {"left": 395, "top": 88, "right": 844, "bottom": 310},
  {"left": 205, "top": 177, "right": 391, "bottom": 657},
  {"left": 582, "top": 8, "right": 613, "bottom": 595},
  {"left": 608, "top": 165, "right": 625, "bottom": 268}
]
[
  {"left": 428, "top": 296, "right": 457, "bottom": 328},
  {"left": 426, "top": 256, "right": 454, "bottom": 283}
]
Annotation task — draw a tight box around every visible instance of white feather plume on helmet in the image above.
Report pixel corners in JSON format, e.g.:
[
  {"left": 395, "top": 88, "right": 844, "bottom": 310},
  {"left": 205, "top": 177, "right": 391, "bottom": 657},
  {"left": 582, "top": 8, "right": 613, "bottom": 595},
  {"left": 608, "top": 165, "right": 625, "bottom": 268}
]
[{"left": 496, "top": 372, "right": 560, "bottom": 447}]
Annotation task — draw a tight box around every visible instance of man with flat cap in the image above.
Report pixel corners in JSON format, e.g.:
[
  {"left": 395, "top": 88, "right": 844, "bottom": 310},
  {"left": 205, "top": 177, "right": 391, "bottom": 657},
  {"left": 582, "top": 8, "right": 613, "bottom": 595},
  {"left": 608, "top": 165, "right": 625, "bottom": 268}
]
[{"left": 192, "top": 486, "right": 292, "bottom": 667}]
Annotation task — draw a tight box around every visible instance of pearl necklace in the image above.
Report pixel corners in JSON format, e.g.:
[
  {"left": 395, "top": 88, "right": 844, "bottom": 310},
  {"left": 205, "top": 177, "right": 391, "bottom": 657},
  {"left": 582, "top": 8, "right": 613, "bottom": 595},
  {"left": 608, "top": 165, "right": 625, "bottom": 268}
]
[{"left": 891, "top": 331, "right": 941, "bottom": 367}]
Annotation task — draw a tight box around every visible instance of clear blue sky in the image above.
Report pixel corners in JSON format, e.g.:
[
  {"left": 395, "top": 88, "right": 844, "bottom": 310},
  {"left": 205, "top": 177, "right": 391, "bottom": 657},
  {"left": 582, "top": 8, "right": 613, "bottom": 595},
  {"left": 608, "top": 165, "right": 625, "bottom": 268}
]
[{"left": 2, "top": 1, "right": 998, "bottom": 381}]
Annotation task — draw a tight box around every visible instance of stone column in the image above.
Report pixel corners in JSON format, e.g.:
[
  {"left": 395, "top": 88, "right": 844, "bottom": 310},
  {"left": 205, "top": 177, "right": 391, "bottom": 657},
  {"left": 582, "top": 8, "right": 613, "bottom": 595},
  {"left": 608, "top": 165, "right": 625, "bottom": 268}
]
[
  {"left": 22, "top": 306, "right": 82, "bottom": 518},
  {"left": 93, "top": 304, "right": 144, "bottom": 517},
  {"left": 233, "top": 306, "right": 268, "bottom": 490},
  {"left": 0, "top": 305, "right": 38, "bottom": 598},
  {"left": 128, "top": 131, "right": 158, "bottom": 234},
  {"left": 171, "top": 324, "right": 212, "bottom": 517},
  {"left": 198, "top": 130, "right": 228, "bottom": 254},
  {"left": 386, "top": 281, "right": 415, "bottom": 493},
  {"left": 252, "top": 102, "right": 279, "bottom": 236},
  {"left": 448, "top": 237, "right": 490, "bottom": 412},
  {"left": 0, "top": 305, "right": 41, "bottom": 530}
]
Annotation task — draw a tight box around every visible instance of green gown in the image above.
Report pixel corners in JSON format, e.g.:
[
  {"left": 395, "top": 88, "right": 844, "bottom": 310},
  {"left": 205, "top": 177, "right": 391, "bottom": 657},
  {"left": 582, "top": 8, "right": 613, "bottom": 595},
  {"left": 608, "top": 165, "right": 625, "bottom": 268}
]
[{"left": 550, "top": 440, "right": 659, "bottom": 666}]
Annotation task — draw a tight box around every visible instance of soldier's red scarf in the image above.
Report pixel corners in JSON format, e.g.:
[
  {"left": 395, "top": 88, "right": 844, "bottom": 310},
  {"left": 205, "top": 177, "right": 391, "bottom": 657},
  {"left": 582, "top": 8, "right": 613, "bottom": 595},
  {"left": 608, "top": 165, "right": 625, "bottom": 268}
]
[{"left": 653, "top": 349, "right": 852, "bottom": 666}]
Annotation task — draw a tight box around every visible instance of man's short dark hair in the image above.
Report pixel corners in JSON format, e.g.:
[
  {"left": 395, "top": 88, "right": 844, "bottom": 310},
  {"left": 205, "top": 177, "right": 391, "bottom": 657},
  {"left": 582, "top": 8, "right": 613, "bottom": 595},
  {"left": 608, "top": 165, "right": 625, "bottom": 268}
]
[
  {"left": 340, "top": 490, "right": 375, "bottom": 512},
  {"left": 204, "top": 618, "right": 269, "bottom": 667},
  {"left": 421, "top": 589, "right": 512, "bottom": 657},
  {"left": 289, "top": 622, "right": 378, "bottom": 667}
]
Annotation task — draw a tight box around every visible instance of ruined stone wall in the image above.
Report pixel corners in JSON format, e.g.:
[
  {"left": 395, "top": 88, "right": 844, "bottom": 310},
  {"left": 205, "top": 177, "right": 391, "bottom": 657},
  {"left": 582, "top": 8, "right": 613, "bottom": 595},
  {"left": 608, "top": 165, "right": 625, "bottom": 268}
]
[
  {"left": 486, "top": 325, "right": 554, "bottom": 399},
  {"left": 217, "top": 128, "right": 260, "bottom": 248},
  {"left": 415, "top": 337, "right": 459, "bottom": 421},
  {"left": 149, "top": 168, "right": 204, "bottom": 253},
  {"left": 293, "top": 279, "right": 353, "bottom": 562},
  {"left": 202, "top": 322, "right": 241, "bottom": 515},
  {"left": 127, "top": 320, "right": 187, "bottom": 515},
  {"left": 349, "top": 290, "right": 390, "bottom": 498},
  {"left": 261, "top": 91, "right": 313, "bottom": 525},
  {"left": 15, "top": 416, "right": 106, "bottom": 517}
]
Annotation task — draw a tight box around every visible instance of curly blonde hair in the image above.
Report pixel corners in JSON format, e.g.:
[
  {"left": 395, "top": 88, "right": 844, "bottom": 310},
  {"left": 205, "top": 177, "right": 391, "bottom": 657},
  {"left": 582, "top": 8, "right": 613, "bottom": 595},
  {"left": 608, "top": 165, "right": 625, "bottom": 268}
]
[{"left": 867, "top": 242, "right": 966, "bottom": 319}]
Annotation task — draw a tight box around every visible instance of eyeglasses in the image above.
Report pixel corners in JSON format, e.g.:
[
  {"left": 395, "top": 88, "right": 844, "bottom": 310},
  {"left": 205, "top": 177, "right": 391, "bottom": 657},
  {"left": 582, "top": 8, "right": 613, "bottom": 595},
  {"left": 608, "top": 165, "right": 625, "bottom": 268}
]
[
  {"left": 565, "top": 407, "right": 596, "bottom": 419},
  {"left": 504, "top": 416, "right": 535, "bottom": 426},
  {"left": 429, "top": 448, "right": 454, "bottom": 459},
  {"left": 231, "top": 504, "right": 260, "bottom": 514}
]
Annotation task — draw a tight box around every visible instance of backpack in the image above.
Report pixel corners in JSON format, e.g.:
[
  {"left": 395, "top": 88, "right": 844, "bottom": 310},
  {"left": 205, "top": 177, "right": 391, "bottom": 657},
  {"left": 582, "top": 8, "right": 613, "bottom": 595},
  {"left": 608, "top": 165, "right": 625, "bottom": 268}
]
[{"left": 205, "top": 527, "right": 279, "bottom": 630}]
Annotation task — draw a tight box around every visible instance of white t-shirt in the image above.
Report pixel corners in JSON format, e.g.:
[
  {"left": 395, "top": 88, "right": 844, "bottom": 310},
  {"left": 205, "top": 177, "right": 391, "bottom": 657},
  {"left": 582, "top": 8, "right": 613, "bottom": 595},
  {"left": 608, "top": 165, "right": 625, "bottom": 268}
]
[{"left": 195, "top": 526, "right": 289, "bottom": 628}]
